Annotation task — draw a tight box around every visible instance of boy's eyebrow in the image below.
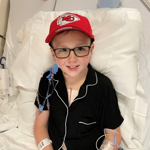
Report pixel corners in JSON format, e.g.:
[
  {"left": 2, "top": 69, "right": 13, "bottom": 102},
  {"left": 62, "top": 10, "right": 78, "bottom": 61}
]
[
  {"left": 54, "top": 45, "right": 90, "bottom": 49},
  {"left": 54, "top": 42, "right": 91, "bottom": 48}
]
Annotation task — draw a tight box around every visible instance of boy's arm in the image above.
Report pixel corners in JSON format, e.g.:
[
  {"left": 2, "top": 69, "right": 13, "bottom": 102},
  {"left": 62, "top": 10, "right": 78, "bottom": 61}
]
[
  {"left": 34, "top": 108, "right": 54, "bottom": 150},
  {"left": 104, "top": 127, "right": 121, "bottom": 150}
]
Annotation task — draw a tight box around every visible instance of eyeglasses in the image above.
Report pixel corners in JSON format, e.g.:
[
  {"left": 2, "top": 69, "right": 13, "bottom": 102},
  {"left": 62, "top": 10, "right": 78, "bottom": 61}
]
[{"left": 52, "top": 46, "right": 91, "bottom": 59}]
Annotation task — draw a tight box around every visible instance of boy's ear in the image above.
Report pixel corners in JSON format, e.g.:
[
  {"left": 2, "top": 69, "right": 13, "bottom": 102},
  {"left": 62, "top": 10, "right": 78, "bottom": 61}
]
[
  {"left": 90, "top": 42, "right": 94, "bottom": 54},
  {"left": 89, "top": 42, "right": 94, "bottom": 59},
  {"left": 50, "top": 47, "right": 56, "bottom": 62}
]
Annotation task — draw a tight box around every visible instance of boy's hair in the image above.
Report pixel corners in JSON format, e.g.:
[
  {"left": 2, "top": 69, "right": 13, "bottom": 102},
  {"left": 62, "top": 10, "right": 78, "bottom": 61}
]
[
  {"left": 45, "top": 12, "right": 95, "bottom": 44},
  {"left": 49, "top": 30, "right": 94, "bottom": 48}
]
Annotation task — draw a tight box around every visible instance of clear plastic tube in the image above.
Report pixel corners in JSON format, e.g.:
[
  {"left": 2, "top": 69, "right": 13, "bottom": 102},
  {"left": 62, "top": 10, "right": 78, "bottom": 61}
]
[{"left": 96, "top": 129, "right": 124, "bottom": 150}]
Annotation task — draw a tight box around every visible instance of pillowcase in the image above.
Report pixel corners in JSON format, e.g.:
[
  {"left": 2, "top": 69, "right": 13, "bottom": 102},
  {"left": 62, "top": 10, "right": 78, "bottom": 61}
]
[{"left": 11, "top": 8, "right": 142, "bottom": 99}]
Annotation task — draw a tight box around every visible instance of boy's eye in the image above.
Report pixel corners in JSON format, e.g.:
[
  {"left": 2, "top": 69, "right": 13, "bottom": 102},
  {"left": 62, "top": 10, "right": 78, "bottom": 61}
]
[
  {"left": 59, "top": 48, "right": 67, "bottom": 52},
  {"left": 76, "top": 47, "right": 85, "bottom": 51}
]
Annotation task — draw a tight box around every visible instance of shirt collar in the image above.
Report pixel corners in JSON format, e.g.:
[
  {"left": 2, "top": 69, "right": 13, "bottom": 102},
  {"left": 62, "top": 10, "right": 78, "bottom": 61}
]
[
  {"left": 52, "top": 64, "right": 98, "bottom": 106},
  {"left": 82, "top": 64, "right": 97, "bottom": 87}
]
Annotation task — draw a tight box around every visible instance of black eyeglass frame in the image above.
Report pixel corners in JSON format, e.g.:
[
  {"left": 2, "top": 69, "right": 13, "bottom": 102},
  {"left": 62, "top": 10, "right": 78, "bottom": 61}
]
[{"left": 51, "top": 45, "right": 92, "bottom": 59}]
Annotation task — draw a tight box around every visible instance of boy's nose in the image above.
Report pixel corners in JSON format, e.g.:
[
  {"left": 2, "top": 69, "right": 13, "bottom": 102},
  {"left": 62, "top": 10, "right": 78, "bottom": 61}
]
[{"left": 68, "top": 51, "right": 78, "bottom": 61}]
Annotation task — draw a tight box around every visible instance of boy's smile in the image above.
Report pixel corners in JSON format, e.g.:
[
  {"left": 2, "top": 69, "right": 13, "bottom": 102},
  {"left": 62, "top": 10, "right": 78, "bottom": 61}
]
[
  {"left": 50, "top": 30, "right": 94, "bottom": 81},
  {"left": 67, "top": 65, "right": 79, "bottom": 70}
]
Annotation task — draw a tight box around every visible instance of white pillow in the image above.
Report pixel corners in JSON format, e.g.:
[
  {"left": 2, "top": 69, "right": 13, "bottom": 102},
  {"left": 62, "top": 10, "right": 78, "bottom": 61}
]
[
  {"left": 12, "top": 8, "right": 141, "bottom": 99},
  {"left": 11, "top": 8, "right": 142, "bottom": 147}
]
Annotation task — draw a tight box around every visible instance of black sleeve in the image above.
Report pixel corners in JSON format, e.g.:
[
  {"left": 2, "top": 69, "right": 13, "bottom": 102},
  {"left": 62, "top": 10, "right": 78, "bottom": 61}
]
[
  {"left": 103, "top": 80, "right": 124, "bottom": 129},
  {"left": 34, "top": 72, "right": 50, "bottom": 110}
]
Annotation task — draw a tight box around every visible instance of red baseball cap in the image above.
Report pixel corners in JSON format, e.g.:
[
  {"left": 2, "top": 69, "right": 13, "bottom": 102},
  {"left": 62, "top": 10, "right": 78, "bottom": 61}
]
[{"left": 45, "top": 12, "right": 95, "bottom": 44}]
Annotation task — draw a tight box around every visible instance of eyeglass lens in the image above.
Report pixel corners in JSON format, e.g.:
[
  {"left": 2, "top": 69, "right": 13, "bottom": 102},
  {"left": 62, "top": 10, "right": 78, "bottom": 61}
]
[{"left": 54, "top": 46, "right": 90, "bottom": 58}]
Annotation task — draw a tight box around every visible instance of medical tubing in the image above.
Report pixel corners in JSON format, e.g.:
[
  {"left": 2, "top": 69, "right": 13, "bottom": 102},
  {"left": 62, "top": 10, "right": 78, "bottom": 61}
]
[
  {"left": 96, "top": 135, "right": 105, "bottom": 150},
  {"left": 53, "top": 86, "right": 69, "bottom": 150},
  {"left": 0, "top": 57, "right": 6, "bottom": 69},
  {"left": 97, "top": 134, "right": 115, "bottom": 150},
  {"left": 37, "top": 76, "right": 55, "bottom": 110},
  {"left": 96, "top": 129, "right": 119, "bottom": 150}
]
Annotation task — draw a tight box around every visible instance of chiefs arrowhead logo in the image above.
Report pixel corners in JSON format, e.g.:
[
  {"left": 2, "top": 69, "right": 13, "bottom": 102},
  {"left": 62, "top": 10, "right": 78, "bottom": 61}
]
[{"left": 57, "top": 14, "right": 80, "bottom": 26}]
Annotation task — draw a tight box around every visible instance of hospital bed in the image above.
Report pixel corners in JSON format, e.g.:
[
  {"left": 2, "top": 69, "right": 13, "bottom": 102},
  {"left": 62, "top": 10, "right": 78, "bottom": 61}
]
[{"left": 0, "top": 0, "right": 150, "bottom": 150}]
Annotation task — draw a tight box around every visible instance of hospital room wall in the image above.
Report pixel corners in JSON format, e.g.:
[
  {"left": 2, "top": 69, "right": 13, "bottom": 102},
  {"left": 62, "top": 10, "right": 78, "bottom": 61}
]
[{"left": 0, "top": 0, "right": 10, "bottom": 58}]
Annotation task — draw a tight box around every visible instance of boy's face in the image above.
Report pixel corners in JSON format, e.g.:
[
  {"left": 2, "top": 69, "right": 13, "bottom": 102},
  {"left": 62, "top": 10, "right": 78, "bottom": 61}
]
[{"left": 50, "top": 30, "right": 94, "bottom": 79}]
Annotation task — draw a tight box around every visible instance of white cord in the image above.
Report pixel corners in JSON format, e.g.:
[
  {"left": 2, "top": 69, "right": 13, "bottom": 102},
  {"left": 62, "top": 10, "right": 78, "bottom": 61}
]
[
  {"left": 96, "top": 135, "right": 105, "bottom": 150},
  {"left": 96, "top": 129, "right": 120, "bottom": 150}
]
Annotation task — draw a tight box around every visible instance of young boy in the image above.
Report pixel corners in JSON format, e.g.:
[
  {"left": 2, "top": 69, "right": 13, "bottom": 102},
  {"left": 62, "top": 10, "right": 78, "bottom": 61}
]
[{"left": 34, "top": 12, "right": 124, "bottom": 150}]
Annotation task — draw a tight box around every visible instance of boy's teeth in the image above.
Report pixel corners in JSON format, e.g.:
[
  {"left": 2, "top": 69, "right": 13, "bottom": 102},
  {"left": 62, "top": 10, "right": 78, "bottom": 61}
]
[{"left": 70, "top": 66, "right": 75, "bottom": 68}]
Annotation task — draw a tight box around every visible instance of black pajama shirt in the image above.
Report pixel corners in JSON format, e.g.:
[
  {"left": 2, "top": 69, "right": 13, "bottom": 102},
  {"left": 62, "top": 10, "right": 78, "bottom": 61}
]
[{"left": 35, "top": 64, "right": 124, "bottom": 150}]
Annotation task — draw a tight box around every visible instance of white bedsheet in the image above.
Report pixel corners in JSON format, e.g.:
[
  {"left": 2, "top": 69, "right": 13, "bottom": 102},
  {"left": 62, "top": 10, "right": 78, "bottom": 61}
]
[
  {"left": 121, "top": 1, "right": 150, "bottom": 149},
  {"left": 0, "top": 128, "right": 37, "bottom": 150}
]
